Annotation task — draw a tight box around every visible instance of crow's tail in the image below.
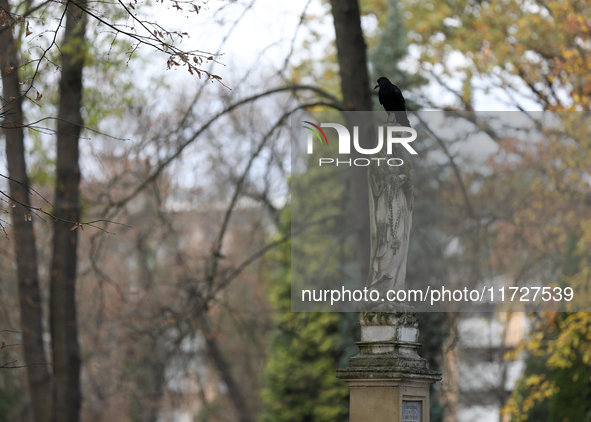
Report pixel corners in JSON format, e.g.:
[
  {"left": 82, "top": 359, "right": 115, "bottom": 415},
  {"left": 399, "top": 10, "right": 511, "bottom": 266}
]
[{"left": 395, "top": 110, "right": 411, "bottom": 127}]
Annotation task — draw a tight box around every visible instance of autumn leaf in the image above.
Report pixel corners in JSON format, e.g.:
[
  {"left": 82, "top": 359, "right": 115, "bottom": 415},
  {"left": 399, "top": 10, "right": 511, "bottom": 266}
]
[
  {"left": 25, "top": 21, "right": 32, "bottom": 37},
  {"left": 36, "top": 91, "right": 42, "bottom": 101}
]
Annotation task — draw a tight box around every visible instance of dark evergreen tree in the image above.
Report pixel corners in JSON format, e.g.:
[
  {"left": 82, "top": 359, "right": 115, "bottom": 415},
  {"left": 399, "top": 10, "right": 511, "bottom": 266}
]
[
  {"left": 260, "top": 207, "right": 349, "bottom": 422},
  {"left": 368, "top": 0, "right": 424, "bottom": 110}
]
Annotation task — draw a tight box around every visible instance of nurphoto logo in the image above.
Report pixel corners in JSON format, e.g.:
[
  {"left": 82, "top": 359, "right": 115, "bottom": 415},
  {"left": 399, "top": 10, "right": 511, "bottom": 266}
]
[{"left": 302, "top": 121, "right": 418, "bottom": 167}]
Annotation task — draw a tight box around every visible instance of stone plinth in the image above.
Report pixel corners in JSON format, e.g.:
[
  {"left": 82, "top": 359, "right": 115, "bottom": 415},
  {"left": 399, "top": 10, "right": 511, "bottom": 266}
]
[{"left": 337, "top": 311, "right": 441, "bottom": 422}]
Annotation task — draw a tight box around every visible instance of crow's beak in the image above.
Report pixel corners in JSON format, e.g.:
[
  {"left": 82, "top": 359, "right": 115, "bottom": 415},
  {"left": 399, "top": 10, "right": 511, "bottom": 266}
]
[{"left": 373, "top": 84, "right": 379, "bottom": 90}]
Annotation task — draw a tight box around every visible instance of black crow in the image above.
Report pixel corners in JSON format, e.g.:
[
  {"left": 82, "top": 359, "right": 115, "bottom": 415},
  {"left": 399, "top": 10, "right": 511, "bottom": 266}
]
[{"left": 374, "top": 77, "right": 411, "bottom": 127}]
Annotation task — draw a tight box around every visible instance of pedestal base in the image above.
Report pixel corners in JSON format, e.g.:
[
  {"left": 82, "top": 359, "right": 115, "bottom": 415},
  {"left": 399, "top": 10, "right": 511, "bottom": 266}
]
[{"left": 337, "top": 312, "right": 441, "bottom": 422}]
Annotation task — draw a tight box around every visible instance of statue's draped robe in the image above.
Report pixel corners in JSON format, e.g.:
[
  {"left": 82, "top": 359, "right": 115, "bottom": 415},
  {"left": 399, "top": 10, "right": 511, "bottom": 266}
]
[{"left": 367, "top": 129, "right": 413, "bottom": 295}]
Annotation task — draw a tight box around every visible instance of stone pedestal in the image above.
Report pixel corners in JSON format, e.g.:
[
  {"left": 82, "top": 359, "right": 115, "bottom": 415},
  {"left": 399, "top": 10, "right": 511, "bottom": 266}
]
[{"left": 337, "top": 311, "right": 441, "bottom": 422}]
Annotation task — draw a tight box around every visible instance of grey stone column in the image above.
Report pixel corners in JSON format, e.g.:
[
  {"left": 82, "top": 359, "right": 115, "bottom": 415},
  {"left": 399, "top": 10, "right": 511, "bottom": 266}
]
[{"left": 337, "top": 311, "right": 441, "bottom": 422}]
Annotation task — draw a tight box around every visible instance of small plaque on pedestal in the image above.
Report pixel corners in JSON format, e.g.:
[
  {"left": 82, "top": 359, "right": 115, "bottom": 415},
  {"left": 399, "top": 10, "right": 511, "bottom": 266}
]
[{"left": 402, "top": 401, "right": 421, "bottom": 422}]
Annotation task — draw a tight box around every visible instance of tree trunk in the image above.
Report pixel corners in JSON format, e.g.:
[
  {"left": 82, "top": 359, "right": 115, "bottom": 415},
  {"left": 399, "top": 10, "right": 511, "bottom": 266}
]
[
  {"left": 329, "top": 0, "right": 373, "bottom": 282},
  {"left": 329, "top": 0, "right": 373, "bottom": 112},
  {"left": 201, "top": 318, "right": 252, "bottom": 422},
  {"left": 441, "top": 313, "right": 459, "bottom": 422},
  {"left": 50, "top": 1, "right": 87, "bottom": 421},
  {"left": 0, "top": 2, "right": 53, "bottom": 422}
]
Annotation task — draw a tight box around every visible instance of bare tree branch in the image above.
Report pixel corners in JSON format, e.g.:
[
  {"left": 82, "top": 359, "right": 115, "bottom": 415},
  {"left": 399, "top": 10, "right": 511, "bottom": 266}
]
[{"left": 103, "top": 86, "right": 344, "bottom": 219}]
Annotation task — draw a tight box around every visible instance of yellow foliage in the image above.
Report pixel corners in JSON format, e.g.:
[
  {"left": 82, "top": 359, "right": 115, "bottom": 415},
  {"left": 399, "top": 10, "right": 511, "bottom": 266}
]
[{"left": 401, "top": 0, "right": 591, "bottom": 109}]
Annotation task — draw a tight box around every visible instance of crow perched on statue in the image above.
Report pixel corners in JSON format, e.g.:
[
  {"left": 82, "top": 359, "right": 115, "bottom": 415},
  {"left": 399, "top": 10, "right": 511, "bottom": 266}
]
[{"left": 374, "top": 77, "right": 411, "bottom": 127}]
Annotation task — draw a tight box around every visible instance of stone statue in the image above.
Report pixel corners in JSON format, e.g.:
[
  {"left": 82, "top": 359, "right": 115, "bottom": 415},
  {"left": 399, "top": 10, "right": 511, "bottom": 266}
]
[
  {"left": 367, "top": 123, "right": 413, "bottom": 297},
  {"left": 339, "top": 122, "right": 441, "bottom": 422}
]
